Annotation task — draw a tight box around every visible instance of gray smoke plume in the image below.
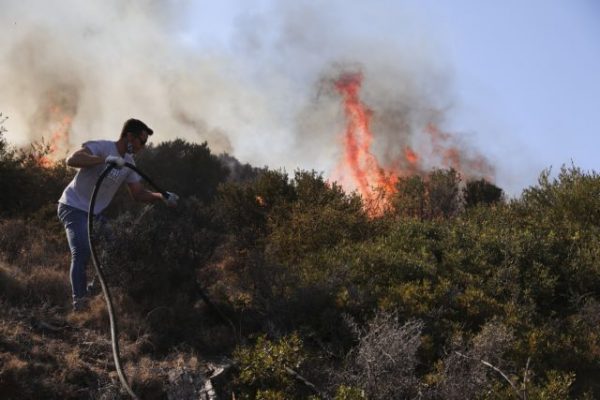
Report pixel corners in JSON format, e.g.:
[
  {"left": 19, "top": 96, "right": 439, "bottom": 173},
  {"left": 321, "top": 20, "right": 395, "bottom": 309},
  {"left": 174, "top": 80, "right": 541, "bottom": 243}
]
[
  {"left": 0, "top": 0, "right": 494, "bottom": 185},
  {"left": 0, "top": 0, "right": 242, "bottom": 154}
]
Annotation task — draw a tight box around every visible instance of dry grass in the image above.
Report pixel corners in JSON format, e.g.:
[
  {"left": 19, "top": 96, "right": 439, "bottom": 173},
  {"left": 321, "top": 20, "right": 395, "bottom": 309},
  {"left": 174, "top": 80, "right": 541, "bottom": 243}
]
[
  {"left": 0, "top": 255, "right": 233, "bottom": 399},
  {"left": 0, "top": 262, "right": 23, "bottom": 302},
  {"left": 0, "top": 354, "right": 32, "bottom": 399},
  {"left": 23, "top": 266, "right": 71, "bottom": 307},
  {"left": 0, "top": 218, "right": 67, "bottom": 271},
  {"left": 0, "top": 208, "right": 245, "bottom": 399}
]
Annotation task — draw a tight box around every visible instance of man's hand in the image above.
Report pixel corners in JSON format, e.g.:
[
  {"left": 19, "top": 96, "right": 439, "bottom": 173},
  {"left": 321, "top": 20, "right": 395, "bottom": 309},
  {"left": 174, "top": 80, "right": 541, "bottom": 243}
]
[
  {"left": 162, "top": 192, "right": 179, "bottom": 207},
  {"left": 105, "top": 155, "right": 126, "bottom": 168}
]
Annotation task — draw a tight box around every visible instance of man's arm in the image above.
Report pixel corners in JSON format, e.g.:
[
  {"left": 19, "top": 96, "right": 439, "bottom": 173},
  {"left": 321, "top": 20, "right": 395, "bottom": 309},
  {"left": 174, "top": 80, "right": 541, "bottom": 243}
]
[
  {"left": 127, "top": 181, "right": 164, "bottom": 203},
  {"left": 66, "top": 147, "right": 104, "bottom": 168}
]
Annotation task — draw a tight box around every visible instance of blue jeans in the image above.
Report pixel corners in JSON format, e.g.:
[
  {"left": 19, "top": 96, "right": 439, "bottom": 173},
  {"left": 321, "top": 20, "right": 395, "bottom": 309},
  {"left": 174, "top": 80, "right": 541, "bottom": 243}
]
[{"left": 57, "top": 203, "right": 101, "bottom": 304}]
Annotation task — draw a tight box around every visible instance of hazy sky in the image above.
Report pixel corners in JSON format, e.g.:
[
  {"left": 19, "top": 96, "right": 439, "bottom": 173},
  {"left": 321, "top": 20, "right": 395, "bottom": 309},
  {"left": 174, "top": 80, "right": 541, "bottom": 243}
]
[{"left": 1, "top": 0, "right": 598, "bottom": 196}]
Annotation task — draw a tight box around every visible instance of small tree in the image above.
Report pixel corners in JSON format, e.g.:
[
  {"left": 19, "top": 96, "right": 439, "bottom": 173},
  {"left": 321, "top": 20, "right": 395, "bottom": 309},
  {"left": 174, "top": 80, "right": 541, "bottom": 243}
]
[
  {"left": 393, "top": 175, "right": 427, "bottom": 219},
  {"left": 428, "top": 168, "right": 462, "bottom": 218},
  {"left": 392, "top": 168, "right": 462, "bottom": 219},
  {"left": 135, "top": 139, "right": 228, "bottom": 203},
  {"left": 463, "top": 178, "right": 503, "bottom": 208}
]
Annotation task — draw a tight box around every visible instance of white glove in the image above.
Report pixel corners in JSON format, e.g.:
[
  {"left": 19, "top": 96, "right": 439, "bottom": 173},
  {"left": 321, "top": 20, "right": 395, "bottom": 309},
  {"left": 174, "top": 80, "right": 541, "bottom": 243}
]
[
  {"left": 105, "top": 155, "right": 125, "bottom": 168},
  {"left": 162, "top": 191, "right": 179, "bottom": 207}
]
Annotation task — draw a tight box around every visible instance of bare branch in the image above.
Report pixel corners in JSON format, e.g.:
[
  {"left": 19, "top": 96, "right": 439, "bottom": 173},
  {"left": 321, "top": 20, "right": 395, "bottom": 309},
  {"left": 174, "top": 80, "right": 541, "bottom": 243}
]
[
  {"left": 523, "top": 357, "right": 531, "bottom": 400},
  {"left": 285, "top": 366, "right": 330, "bottom": 400},
  {"left": 454, "top": 351, "right": 523, "bottom": 400}
]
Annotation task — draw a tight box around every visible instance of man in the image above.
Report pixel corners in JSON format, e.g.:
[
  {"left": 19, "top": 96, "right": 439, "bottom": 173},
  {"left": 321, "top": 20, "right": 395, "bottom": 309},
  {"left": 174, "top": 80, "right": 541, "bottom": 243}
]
[{"left": 57, "top": 118, "right": 178, "bottom": 311}]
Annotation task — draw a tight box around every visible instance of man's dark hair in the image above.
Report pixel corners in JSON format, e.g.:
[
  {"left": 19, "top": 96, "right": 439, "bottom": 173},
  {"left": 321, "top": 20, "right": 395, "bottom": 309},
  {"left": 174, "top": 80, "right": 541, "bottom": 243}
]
[{"left": 120, "top": 118, "right": 154, "bottom": 138}]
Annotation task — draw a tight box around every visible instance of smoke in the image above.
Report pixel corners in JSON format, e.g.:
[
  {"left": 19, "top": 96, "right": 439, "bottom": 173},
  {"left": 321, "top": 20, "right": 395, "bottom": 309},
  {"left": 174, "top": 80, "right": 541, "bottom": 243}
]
[
  {"left": 0, "top": 0, "right": 242, "bottom": 154},
  {"left": 0, "top": 0, "right": 493, "bottom": 184},
  {"left": 228, "top": 0, "right": 493, "bottom": 182}
]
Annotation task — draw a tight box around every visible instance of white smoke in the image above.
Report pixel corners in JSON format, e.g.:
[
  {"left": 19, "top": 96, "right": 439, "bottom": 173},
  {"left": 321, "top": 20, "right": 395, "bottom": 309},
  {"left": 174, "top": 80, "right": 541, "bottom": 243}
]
[
  {"left": 0, "top": 0, "right": 494, "bottom": 184},
  {"left": 1, "top": 0, "right": 244, "bottom": 154}
]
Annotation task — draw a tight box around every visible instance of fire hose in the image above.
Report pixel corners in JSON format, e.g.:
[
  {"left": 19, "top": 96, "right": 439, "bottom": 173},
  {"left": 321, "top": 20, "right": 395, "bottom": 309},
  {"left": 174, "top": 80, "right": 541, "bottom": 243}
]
[{"left": 88, "top": 161, "right": 169, "bottom": 400}]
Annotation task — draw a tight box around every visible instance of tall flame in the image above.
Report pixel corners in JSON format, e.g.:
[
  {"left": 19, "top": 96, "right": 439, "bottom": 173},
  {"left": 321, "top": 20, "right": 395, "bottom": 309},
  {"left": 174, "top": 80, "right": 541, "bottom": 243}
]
[
  {"left": 333, "top": 72, "right": 494, "bottom": 216},
  {"left": 334, "top": 72, "right": 398, "bottom": 214}
]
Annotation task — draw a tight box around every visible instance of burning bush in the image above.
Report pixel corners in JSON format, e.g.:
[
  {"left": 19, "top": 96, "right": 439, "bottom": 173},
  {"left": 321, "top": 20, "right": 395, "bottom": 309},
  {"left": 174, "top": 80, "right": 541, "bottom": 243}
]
[{"left": 0, "top": 129, "right": 73, "bottom": 218}]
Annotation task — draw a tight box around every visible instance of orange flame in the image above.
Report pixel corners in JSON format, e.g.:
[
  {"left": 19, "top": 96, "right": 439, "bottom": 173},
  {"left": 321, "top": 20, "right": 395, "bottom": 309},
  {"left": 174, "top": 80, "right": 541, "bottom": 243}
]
[
  {"left": 405, "top": 147, "right": 418, "bottom": 165},
  {"left": 425, "top": 122, "right": 494, "bottom": 182},
  {"left": 333, "top": 72, "right": 494, "bottom": 216},
  {"left": 334, "top": 72, "right": 399, "bottom": 215},
  {"left": 37, "top": 105, "right": 73, "bottom": 167}
]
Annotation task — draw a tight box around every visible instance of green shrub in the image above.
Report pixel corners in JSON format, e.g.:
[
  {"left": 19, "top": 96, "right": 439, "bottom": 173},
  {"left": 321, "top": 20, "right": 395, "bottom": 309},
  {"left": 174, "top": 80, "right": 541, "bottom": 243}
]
[
  {"left": 334, "top": 385, "right": 366, "bottom": 400},
  {"left": 134, "top": 139, "right": 228, "bottom": 203},
  {"left": 233, "top": 333, "right": 305, "bottom": 397},
  {"left": 463, "top": 178, "right": 504, "bottom": 208}
]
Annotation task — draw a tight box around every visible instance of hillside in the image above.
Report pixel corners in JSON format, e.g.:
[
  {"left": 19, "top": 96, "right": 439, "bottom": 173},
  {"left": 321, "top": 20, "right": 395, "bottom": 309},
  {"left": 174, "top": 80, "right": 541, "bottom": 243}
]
[{"left": 1, "top": 134, "right": 600, "bottom": 399}]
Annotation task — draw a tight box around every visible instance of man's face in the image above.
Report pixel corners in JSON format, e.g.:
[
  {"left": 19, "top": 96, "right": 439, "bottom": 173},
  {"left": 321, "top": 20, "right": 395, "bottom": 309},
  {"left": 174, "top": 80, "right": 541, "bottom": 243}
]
[{"left": 128, "top": 131, "right": 149, "bottom": 154}]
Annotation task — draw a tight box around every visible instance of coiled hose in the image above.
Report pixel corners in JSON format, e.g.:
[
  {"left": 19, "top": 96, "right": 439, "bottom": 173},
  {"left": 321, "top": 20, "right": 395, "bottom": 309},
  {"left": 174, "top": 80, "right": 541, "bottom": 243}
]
[{"left": 88, "top": 162, "right": 168, "bottom": 399}]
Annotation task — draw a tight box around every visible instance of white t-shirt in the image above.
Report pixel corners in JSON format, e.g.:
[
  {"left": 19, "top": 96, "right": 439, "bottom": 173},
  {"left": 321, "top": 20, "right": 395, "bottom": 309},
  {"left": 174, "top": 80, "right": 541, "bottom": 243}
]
[{"left": 58, "top": 140, "right": 141, "bottom": 214}]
